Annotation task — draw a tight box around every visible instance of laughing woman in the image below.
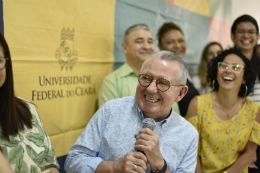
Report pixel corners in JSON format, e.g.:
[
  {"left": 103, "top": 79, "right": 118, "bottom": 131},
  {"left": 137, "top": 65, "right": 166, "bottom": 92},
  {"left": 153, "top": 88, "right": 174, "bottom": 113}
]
[
  {"left": 0, "top": 33, "right": 60, "bottom": 172},
  {"left": 186, "top": 48, "right": 260, "bottom": 173}
]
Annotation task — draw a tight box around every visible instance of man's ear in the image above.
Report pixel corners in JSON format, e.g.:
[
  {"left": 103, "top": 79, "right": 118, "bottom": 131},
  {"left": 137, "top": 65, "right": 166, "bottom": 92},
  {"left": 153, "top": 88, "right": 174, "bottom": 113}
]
[
  {"left": 231, "top": 33, "right": 235, "bottom": 43},
  {"left": 174, "top": 86, "right": 188, "bottom": 102},
  {"left": 122, "top": 43, "right": 128, "bottom": 54},
  {"left": 257, "top": 33, "right": 260, "bottom": 42}
]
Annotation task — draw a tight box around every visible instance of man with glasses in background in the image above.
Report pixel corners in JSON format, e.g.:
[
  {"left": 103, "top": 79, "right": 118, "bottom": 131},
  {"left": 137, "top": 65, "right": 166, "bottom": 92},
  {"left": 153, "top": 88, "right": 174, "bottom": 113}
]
[
  {"left": 65, "top": 51, "right": 198, "bottom": 173},
  {"left": 98, "top": 24, "right": 180, "bottom": 114}
]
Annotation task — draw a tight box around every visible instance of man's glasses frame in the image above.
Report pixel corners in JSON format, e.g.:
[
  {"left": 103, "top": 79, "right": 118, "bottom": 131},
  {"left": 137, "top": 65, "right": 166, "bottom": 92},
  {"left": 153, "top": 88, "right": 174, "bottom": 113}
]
[
  {"left": 236, "top": 29, "right": 258, "bottom": 36},
  {"left": 138, "top": 74, "right": 185, "bottom": 92},
  {"left": 218, "top": 62, "right": 244, "bottom": 73}
]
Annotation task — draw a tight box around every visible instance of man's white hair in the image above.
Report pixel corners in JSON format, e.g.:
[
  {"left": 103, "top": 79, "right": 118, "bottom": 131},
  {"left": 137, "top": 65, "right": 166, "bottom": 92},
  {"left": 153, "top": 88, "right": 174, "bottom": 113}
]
[{"left": 140, "top": 51, "right": 187, "bottom": 88}]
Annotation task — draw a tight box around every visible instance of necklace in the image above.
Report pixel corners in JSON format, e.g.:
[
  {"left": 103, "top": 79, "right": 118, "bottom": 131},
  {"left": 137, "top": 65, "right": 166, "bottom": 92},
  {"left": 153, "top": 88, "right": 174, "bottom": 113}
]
[{"left": 217, "top": 97, "right": 240, "bottom": 118}]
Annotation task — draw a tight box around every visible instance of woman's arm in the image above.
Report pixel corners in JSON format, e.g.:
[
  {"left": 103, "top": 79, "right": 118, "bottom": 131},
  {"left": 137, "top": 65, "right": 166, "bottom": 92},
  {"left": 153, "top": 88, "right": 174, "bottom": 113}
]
[
  {"left": 0, "top": 152, "right": 13, "bottom": 173},
  {"left": 226, "top": 107, "right": 260, "bottom": 173},
  {"left": 226, "top": 141, "right": 257, "bottom": 173},
  {"left": 186, "top": 97, "right": 203, "bottom": 173},
  {"left": 185, "top": 97, "right": 198, "bottom": 118},
  {"left": 44, "top": 167, "right": 59, "bottom": 173},
  {"left": 195, "top": 155, "right": 203, "bottom": 173}
]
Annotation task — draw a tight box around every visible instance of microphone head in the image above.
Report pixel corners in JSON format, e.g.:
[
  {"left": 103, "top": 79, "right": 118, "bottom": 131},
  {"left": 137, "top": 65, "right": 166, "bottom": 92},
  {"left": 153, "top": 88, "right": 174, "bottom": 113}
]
[{"left": 142, "top": 118, "right": 156, "bottom": 131}]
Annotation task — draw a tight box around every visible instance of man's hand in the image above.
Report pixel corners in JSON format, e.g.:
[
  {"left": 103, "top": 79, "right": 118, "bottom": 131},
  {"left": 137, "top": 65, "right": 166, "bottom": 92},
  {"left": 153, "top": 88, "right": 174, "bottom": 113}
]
[
  {"left": 112, "top": 152, "right": 148, "bottom": 173},
  {"left": 134, "top": 128, "right": 164, "bottom": 171}
]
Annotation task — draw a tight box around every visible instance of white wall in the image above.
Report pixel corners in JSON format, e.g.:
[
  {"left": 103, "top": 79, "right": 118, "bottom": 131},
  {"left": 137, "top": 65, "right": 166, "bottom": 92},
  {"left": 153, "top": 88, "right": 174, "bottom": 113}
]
[{"left": 232, "top": 0, "right": 260, "bottom": 44}]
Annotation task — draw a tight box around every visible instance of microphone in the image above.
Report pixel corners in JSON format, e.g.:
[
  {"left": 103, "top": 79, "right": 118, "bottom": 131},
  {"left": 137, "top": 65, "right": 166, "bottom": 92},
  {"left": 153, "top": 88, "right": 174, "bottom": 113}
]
[
  {"left": 142, "top": 118, "right": 156, "bottom": 131},
  {"left": 137, "top": 118, "right": 156, "bottom": 155}
]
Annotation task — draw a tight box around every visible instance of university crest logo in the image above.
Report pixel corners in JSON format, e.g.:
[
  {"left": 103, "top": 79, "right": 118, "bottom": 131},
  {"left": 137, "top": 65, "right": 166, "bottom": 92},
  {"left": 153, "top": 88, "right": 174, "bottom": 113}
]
[{"left": 55, "top": 27, "right": 78, "bottom": 70}]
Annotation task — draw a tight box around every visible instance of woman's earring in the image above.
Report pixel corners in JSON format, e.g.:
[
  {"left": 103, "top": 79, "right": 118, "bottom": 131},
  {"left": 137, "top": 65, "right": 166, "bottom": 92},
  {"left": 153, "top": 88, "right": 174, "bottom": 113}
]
[
  {"left": 243, "top": 85, "right": 248, "bottom": 97},
  {"left": 212, "top": 80, "right": 215, "bottom": 90}
]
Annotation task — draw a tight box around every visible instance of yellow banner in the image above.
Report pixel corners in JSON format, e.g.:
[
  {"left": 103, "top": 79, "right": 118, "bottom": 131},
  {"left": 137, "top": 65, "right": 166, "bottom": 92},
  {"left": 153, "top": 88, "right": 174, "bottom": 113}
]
[{"left": 4, "top": 0, "right": 115, "bottom": 157}]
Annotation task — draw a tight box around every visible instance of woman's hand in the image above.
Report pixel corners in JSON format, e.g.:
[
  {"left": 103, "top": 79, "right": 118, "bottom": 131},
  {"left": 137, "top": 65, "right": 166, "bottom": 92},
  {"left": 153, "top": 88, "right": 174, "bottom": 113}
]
[{"left": 248, "top": 152, "right": 257, "bottom": 169}]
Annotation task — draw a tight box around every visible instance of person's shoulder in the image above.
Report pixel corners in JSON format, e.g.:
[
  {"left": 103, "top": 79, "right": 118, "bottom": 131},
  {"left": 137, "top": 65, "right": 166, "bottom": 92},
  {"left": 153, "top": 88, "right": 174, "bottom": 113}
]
[
  {"left": 98, "top": 96, "right": 136, "bottom": 119},
  {"left": 177, "top": 115, "right": 198, "bottom": 135},
  {"left": 16, "top": 96, "right": 34, "bottom": 108},
  {"left": 102, "top": 96, "right": 135, "bottom": 108},
  {"left": 103, "top": 67, "right": 122, "bottom": 80}
]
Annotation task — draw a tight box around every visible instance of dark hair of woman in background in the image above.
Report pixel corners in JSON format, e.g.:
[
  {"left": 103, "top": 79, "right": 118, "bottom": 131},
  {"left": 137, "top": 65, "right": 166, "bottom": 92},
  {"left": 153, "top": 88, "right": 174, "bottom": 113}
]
[
  {"left": 192, "top": 42, "right": 223, "bottom": 94},
  {"left": 157, "top": 22, "right": 199, "bottom": 117}
]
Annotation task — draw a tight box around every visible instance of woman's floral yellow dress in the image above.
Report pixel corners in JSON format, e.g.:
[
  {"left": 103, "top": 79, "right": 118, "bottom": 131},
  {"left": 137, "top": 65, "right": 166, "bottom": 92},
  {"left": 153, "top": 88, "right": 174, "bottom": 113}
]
[{"left": 186, "top": 92, "right": 260, "bottom": 173}]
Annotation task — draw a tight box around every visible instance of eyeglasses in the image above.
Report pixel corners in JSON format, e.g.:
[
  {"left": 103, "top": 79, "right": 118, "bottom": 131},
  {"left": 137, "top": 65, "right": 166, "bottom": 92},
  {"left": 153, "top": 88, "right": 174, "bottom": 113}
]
[
  {"left": 0, "top": 57, "right": 8, "bottom": 70},
  {"left": 138, "top": 74, "right": 184, "bottom": 92},
  {"left": 218, "top": 62, "right": 244, "bottom": 73},
  {"left": 236, "top": 29, "right": 258, "bottom": 36}
]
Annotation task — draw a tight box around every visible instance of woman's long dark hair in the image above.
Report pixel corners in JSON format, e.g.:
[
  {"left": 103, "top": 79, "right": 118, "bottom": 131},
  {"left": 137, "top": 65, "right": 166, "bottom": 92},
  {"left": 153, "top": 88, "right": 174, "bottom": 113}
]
[
  {"left": 231, "top": 14, "right": 260, "bottom": 81},
  {"left": 0, "top": 32, "right": 33, "bottom": 140}
]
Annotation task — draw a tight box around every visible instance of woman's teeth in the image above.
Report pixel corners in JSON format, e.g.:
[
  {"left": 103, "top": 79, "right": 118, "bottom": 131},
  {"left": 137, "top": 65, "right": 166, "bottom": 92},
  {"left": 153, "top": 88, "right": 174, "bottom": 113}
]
[{"left": 223, "top": 77, "right": 233, "bottom": 81}]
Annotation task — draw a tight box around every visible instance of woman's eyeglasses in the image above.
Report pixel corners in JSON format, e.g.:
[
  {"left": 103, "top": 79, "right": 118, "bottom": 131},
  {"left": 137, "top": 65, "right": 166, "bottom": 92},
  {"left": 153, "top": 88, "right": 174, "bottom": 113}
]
[{"left": 218, "top": 62, "right": 244, "bottom": 73}]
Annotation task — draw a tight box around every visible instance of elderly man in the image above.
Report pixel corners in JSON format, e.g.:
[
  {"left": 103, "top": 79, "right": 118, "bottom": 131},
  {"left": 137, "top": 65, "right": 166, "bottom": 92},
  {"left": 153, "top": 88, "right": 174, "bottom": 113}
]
[
  {"left": 98, "top": 24, "right": 180, "bottom": 113},
  {"left": 65, "top": 51, "right": 198, "bottom": 173}
]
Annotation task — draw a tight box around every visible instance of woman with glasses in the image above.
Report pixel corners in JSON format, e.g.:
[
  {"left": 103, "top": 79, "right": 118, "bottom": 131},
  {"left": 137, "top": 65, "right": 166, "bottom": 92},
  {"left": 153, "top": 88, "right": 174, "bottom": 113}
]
[
  {"left": 231, "top": 14, "right": 260, "bottom": 173},
  {"left": 0, "top": 32, "right": 60, "bottom": 172},
  {"left": 157, "top": 22, "right": 199, "bottom": 117},
  {"left": 192, "top": 42, "right": 223, "bottom": 94},
  {"left": 186, "top": 48, "right": 260, "bottom": 173}
]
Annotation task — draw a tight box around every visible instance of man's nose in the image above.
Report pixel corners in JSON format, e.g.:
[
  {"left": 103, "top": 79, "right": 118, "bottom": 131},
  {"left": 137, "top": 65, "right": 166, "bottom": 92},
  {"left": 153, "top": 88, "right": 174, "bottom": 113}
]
[
  {"left": 146, "top": 80, "right": 158, "bottom": 93},
  {"left": 173, "top": 42, "right": 181, "bottom": 48},
  {"left": 243, "top": 32, "right": 250, "bottom": 37},
  {"left": 142, "top": 42, "right": 149, "bottom": 49}
]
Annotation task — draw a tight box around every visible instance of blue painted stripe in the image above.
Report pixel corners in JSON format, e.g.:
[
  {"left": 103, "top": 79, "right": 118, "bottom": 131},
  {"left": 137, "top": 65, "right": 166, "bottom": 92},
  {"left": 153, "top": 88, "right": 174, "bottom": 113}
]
[{"left": 114, "top": 0, "right": 210, "bottom": 75}]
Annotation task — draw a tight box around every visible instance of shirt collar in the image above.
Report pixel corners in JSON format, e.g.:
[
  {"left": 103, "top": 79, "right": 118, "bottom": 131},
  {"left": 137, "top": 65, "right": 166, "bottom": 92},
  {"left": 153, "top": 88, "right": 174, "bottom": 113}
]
[
  {"left": 135, "top": 101, "right": 173, "bottom": 125},
  {"left": 120, "top": 63, "right": 139, "bottom": 78}
]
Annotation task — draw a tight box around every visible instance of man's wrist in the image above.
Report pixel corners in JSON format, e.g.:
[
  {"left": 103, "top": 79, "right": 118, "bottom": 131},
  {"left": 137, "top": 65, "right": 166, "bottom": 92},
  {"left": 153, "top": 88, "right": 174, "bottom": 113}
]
[{"left": 151, "top": 159, "right": 167, "bottom": 173}]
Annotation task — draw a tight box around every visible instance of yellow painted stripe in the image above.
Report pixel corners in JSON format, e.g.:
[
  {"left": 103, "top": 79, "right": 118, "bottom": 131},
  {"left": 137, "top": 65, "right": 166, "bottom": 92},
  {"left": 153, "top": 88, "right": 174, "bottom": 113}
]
[{"left": 174, "top": 0, "right": 210, "bottom": 17}]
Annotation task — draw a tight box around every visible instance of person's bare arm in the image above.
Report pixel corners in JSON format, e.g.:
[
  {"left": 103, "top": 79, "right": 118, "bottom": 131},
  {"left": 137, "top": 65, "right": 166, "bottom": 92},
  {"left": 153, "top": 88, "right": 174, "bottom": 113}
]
[
  {"left": 44, "top": 167, "right": 59, "bottom": 173},
  {"left": 225, "top": 107, "right": 260, "bottom": 173},
  {"left": 186, "top": 97, "right": 203, "bottom": 173},
  {"left": 195, "top": 155, "right": 203, "bottom": 173},
  {"left": 185, "top": 97, "right": 198, "bottom": 118},
  {"left": 225, "top": 141, "right": 257, "bottom": 173},
  {"left": 0, "top": 152, "right": 13, "bottom": 173}
]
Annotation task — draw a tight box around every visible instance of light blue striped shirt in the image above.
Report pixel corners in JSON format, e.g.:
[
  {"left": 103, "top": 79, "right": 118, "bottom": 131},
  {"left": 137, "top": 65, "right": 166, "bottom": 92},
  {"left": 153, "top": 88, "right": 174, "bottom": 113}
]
[{"left": 65, "top": 96, "right": 198, "bottom": 173}]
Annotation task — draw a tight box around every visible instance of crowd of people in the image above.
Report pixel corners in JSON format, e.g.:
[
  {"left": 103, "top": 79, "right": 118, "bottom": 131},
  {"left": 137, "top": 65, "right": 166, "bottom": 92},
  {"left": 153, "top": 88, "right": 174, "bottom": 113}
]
[{"left": 1, "top": 13, "right": 260, "bottom": 173}]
